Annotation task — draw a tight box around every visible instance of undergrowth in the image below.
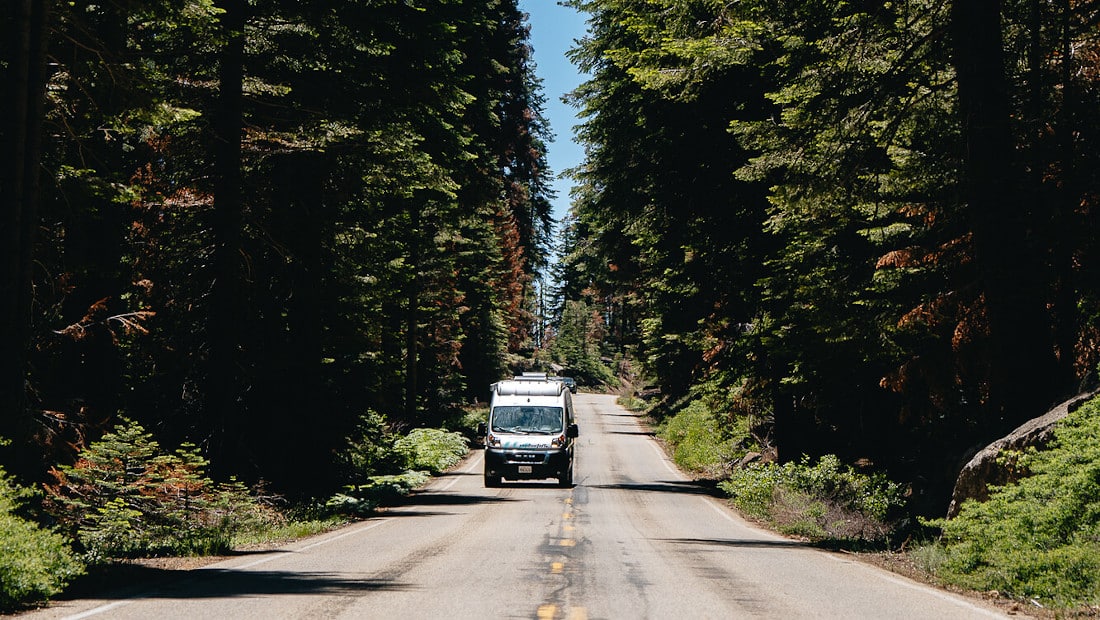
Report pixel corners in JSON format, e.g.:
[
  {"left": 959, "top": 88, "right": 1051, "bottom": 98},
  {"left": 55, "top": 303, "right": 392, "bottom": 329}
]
[
  {"left": 332, "top": 413, "right": 469, "bottom": 512},
  {"left": 720, "top": 454, "right": 906, "bottom": 547},
  {"left": 656, "top": 398, "right": 749, "bottom": 478},
  {"left": 0, "top": 463, "right": 84, "bottom": 612},
  {"left": 44, "top": 419, "right": 283, "bottom": 564},
  {"left": 917, "top": 395, "right": 1100, "bottom": 610}
]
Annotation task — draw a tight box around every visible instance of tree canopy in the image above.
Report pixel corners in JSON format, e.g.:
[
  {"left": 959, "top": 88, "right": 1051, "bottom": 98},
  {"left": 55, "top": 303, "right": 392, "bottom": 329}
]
[
  {"left": 562, "top": 0, "right": 1100, "bottom": 512},
  {"left": 1, "top": 0, "right": 554, "bottom": 496}
]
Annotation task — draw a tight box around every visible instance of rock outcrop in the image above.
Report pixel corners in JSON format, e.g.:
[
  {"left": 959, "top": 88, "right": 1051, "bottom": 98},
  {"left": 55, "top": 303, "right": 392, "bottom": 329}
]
[{"left": 947, "top": 388, "right": 1100, "bottom": 518}]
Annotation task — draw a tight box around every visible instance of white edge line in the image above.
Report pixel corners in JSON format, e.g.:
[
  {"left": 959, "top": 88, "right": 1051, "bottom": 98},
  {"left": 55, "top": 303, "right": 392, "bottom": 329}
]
[
  {"left": 62, "top": 600, "right": 132, "bottom": 620},
  {"left": 646, "top": 433, "right": 683, "bottom": 478},
  {"left": 437, "top": 450, "right": 483, "bottom": 492},
  {"left": 62, "top": 518, "right": 395, "bottom": 619},
  {"left": 239, "top": 518, "right": 393, "bottom": 568},
  {"left": 820, "top": 552, "right": 1010, "bottom": 618}
]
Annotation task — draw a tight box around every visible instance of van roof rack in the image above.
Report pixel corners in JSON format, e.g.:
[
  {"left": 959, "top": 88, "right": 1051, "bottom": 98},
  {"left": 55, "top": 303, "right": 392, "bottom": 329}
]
[{"left": 492, "top": 379, "right": 564, "bottom": 396}]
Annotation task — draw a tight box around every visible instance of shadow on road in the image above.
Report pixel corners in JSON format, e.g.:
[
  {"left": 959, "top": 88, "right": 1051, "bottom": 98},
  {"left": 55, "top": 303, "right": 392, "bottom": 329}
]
[
  {"left": 605, "top": 430, "right": 656, "bottom": 437},
  {"left": 588, "top": 479, "right": 723, "bottom": 497},
  {"left": 62, "top": 567, "right": 413, "bottom": 602},
  {"left": 599, "top": 412, "right": 644, "bottom": 419},
  {"left": 391, "top": 491, "right": 518, "bottom": 507},
  {"left": 178, "top": 568, "right": 412, "bottom": 598},
  {"left": 661, "top": 537, "right": 809, "bottom": 549},
  {"left": 57, "top": 563, "right": 411, "bottom": 602}
]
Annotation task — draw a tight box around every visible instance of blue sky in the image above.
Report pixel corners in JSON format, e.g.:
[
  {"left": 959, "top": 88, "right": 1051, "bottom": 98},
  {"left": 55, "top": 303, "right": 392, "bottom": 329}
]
[{"left": 517, "top": 0, "right": 590, "bottom": 223}]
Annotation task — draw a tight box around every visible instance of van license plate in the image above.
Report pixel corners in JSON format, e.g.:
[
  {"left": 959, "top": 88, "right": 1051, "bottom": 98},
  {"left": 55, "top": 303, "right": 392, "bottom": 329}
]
[{"left": 518, "top": 465, "right": 533, "bottom": 474}]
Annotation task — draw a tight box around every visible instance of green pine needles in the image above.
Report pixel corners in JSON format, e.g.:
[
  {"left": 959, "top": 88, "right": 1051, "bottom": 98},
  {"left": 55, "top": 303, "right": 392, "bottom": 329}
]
[{"left": 44, "top": 419, "right": 280, "bottom": 563}]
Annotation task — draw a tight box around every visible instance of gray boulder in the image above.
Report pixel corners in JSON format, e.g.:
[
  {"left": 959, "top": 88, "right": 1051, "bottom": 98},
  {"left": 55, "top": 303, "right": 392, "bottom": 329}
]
[{"left": 947, "top": 388, "right": 1100, "bottom": 518}]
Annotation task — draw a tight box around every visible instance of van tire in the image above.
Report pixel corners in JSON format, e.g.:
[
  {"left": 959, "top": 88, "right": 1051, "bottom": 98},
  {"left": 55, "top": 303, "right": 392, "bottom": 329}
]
[
  {"left": 557, "top": 467, "right": 573, "bottom": 488},
  {"left": 484, "top": 474, "right": 502, "bottom": 488}
]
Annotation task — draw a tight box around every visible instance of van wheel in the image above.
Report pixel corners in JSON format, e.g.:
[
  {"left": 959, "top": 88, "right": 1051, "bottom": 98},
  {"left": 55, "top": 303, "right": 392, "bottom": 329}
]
[
  {"left": 484, "top": 474, "right": 502, "bottom": 488},
  {"left": 557, "top": 468, "right": 573, "bottom": 488}
]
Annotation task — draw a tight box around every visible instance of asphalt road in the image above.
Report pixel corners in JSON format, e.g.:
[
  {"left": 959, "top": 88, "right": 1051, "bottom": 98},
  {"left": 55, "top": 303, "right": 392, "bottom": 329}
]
[{"left": 26, "top": 393, "right": 1015, "bottom": 619}]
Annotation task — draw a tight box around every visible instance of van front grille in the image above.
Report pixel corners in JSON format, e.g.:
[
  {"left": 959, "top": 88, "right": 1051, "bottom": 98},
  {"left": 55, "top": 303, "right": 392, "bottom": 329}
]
[{"left": 507, "top": 453, "right": 544, "bottom": 463}]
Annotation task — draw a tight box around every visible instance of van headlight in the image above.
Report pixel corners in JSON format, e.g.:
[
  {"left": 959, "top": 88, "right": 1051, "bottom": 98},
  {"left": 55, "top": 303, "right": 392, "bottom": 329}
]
[
  {"left": 487, "top": 433, "right": 501, "bottom": 448},
  {"left": 551, "top": 434, "right": 566, "bottom": 448}
]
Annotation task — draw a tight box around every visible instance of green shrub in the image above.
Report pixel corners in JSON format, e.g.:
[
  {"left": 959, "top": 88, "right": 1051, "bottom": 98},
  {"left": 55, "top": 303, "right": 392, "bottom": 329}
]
[
  {"left": 337, "top": 410, "right": 399, "bottom": 481},
  {"left": 453, "top": 406, "right": 488, "bottom": 436},
  {"left": 0, "top": 467, "right": 84, "bottom": 611},
  {"left": 331, "top": 417, "right": 469, "bottom": 517},
  {"left": 720, "top": 454, "right": 905, "bottom": 545},
  {"left": 330, "top": 471, "right": 433, "bottom": 512},
  {"left": 616, "top": 395, "right": 648, "bottom": 412},
  {"left": 393, "top": 428, "right": 468, "bottom": 474},
  {"left": 45, "top": 419, "right": 276, "bottom": 562},
  {"left": 924, "top": 396, "right": 1100, "bottom": 608},
  {"left": 657, "top": 399, "right": 743, "bottom": 477}
]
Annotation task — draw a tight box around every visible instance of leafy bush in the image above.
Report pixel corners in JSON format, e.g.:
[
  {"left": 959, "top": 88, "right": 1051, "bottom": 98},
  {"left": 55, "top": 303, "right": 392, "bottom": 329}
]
[
  {"left": 393, "top": 428, "right": 468, "bottom": 474},
  {"left": 329, "top": 471, "right": 433, "bottom": 513},
  {"left": 452, "top": 406, "right": 488, "bottom": 436},
  {"left": 657, "top": 399, "right": 745, "bottom": 477},
  {"left": 0, "top": 466, "right": 84, "bottom": 611},
  {"left": 616, "top": 394, "right": 649, "bottom": 412},
  {"left": 923, "top": 396, "right": 1100, "bottom": 608},
  {"left": 44, "top": 419, "right": 278, "bottom": 562},
  {"left": 331, "top": 421, "right": 466, "bottom": 514},
  {"left": 720, "top": 454, "right": 905, "bottom": 545},
  {"left": 336, "top": 410, "right": 398, "bottom": 481}
]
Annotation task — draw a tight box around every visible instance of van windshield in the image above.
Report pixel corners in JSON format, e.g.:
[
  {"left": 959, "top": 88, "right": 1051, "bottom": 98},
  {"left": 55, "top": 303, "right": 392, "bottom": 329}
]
[{"left": 491, "top": 406, "right": 564, "bottom": 434}]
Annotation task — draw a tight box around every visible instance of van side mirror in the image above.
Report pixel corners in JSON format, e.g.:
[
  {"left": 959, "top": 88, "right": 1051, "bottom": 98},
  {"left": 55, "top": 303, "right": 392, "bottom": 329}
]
[
  {"left": 477, "top": 423, "right": 486, "bottom": 436},
  {"left": 567, "top": 424, "right": 579, "bottom": 438}
]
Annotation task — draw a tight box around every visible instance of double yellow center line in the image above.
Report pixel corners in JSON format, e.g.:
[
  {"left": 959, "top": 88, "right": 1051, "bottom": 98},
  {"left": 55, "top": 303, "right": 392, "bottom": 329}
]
[{"left": 537, "top": 493, "right": 586, "bottom": 619}]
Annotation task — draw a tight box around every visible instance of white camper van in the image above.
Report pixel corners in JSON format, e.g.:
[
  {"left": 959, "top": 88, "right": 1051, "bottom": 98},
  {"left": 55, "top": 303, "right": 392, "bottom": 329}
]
[{"left": 478, "top": 375, "right": 579, "bottom": 487}]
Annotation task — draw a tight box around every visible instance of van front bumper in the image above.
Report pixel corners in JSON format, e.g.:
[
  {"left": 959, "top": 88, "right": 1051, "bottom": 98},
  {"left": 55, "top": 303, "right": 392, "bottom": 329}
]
[{"left": 485, "top": 448, "right": 572, "bottom": 481}]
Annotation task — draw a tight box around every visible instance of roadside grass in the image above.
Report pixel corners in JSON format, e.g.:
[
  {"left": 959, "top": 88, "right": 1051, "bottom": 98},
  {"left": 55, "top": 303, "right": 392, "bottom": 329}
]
[
  {"left": 657, "top": 399, "right": 744, "bottom": 478},
  {"left": 719, "top": 454, "right": 905, "bottom": 548},
  {"left": 617, "top": 394, "right": 649, "bottom": 412},
  {"left": 229, "top": 515, "right": 347, "bottom": 549}
]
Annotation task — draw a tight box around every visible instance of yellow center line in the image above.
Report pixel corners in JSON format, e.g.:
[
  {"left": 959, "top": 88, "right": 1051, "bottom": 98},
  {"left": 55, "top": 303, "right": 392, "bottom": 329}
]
[
  {"left": 559, "top": 538, "right": 576, "bottom": 547},
  {"left": 537, "top": 604, "right": 557, "bottom": 619},
  {"left": 568, "top": 608, "right": 588, "bottom": 620},
  {"left": 551, "top": 561, "right": 564, "bottom": 574}
]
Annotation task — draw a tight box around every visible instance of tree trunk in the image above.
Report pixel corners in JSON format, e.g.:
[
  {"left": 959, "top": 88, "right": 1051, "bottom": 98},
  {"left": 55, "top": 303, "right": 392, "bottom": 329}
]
[
  {"left": 0, "top": 0, "right": 50, "bottom": 478},
  {"left": 1051, "top": 0, "right": 1080, "bottom": 384},
  {"left": 208, "top": 0, "right": 246, "bottom": 472},
  {"left": 405, "top": 198, "right": 421, "bottom": 422},
  {"left": 276, "top": 151, "right": 329, "bottom": 493},
  {"left": 950, "top": 0, "right": 1061, "bottom": 429}
]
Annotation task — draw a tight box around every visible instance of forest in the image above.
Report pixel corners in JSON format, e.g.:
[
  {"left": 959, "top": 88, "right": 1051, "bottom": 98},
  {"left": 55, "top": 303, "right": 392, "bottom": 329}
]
[
  {"left": 3, "top": 0, "right": 1100, "bottom": 610},
  {"left": 559, "top": 0, "right": 1100, "bottom": 515},
  {"left": 2, "top": 0, "right": 1100, "bottom": 539},
  {"left": 2, "top": 0, "right": 557, "bottom": 497}
]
